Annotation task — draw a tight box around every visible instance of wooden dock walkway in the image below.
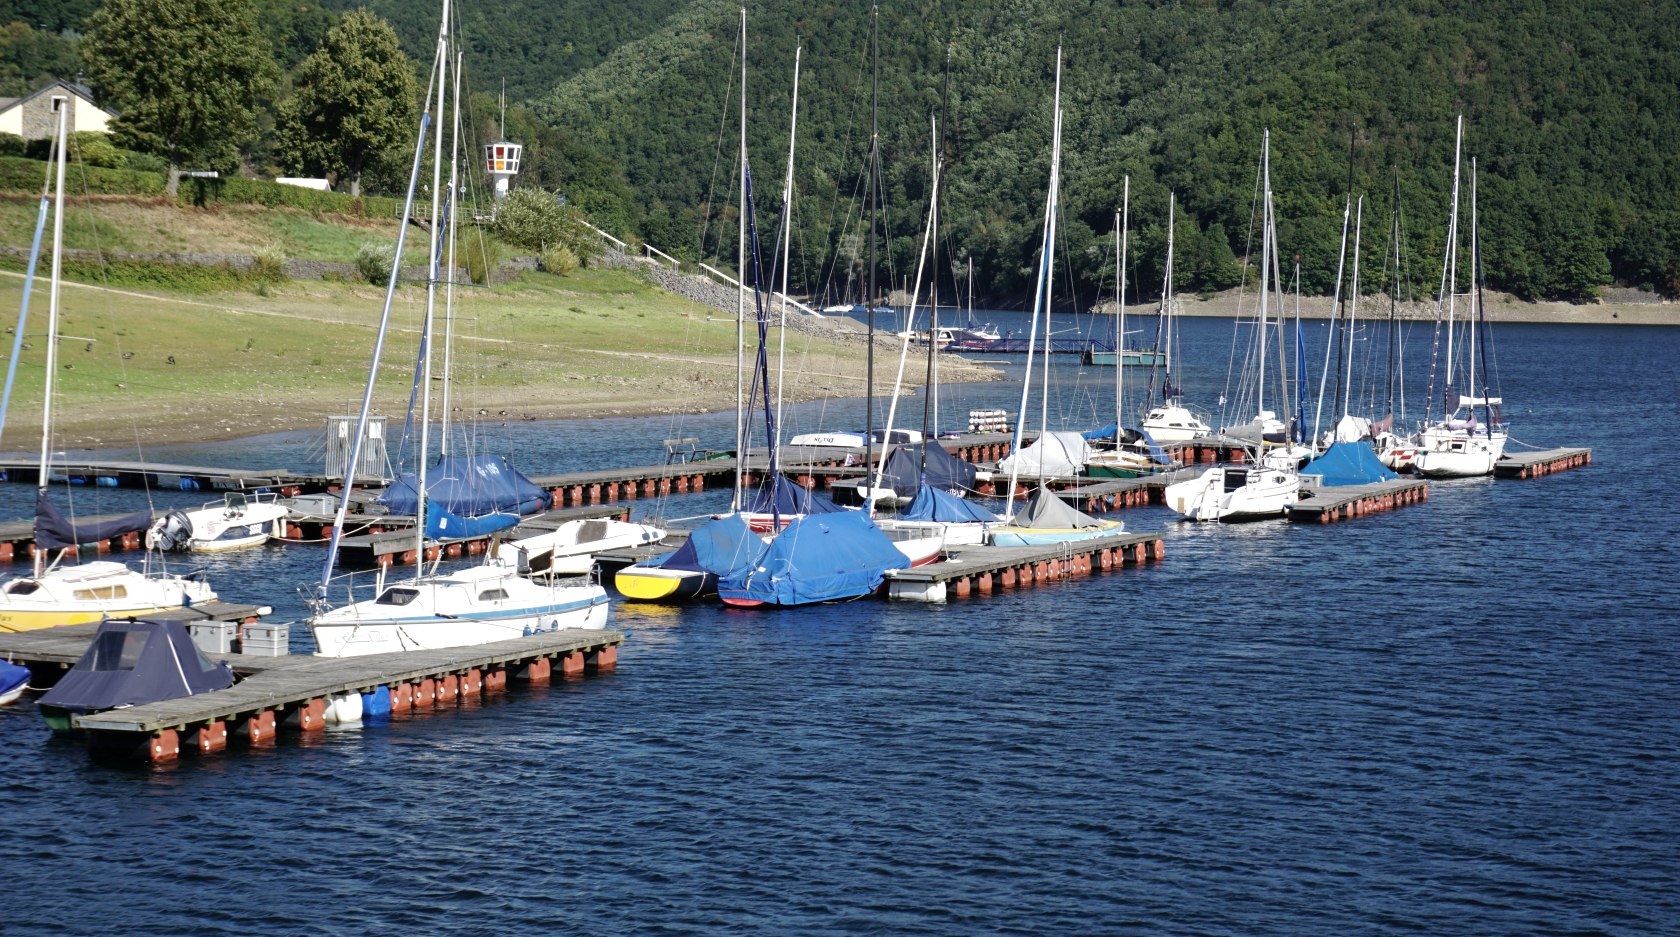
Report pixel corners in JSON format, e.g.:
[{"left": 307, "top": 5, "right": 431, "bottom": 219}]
[
  {"left": 326, "top": 504, "right": 630, "bottom": 567},
  {"left": 1285, "top": 478, "right": 1431, "bottom": 524},
  {"left": 884, "top": 531, "right": 1165, "bottom": 602},
  {"left": 0, "top": 457, "right": 310, "bottom": 493},
  {"left": 2, "top": 624, "right": 622, "bottom": 762},
  {"left": 1495, "top": 447, "right": 1592, "bottom": 479}
]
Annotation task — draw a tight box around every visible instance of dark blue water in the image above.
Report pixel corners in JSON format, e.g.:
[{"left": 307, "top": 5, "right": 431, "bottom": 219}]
[{"left": 3, "top": 318, "right": 1677, "bottom": 935}]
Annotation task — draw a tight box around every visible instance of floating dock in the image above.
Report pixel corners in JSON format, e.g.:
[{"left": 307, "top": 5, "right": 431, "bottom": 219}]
[
  {"left": 327, "top": 504, "right": 630, "bottom": 567},
  {"left": 1495, "top": 447, "right": 1592, "bottom": 479},
  {"left": 0, "top": 623, "right": 622, "bottom": 763},
  {"left": 0, "top": 457, "right": 307, "bottom": 492},
  {"left": 1285, "top": 478, "right": 1431, "bottom": 524},
  {"left": 884, "top": 531, "right": 1165, "bottom": 602}
]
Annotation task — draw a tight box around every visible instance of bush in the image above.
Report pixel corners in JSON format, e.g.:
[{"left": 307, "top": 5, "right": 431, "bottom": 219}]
[
  {"left": 0, "top": 155, "right": 166, "bottom": 195},
  {"left": 459, "top": 232, "right": 501, "bottom": 285},
  {"left": 69, "top": 132, "right": 126, "bottom": 169},
  {"left": 0, "top": 133, "right": 24, "bottom": 157},
  {"left": 490, "top": 187, "right": 601, "bottom": 264},
  {"left": 180, "top": 174, "right": 403, "bottom": 217},
  {"left": 539, "top": 244, "right": 578, "bottom": 276},
  {"left": 355, "top": 242, "right": 397, "bottom": 285},
  {"left": 252, "top": 244, "right": 287, "bottom": 281}
]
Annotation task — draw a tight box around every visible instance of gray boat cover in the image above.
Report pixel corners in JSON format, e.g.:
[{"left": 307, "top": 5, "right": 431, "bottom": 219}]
[
  {"left": 1010, "top": 486, "right": 1106, "bottom": 529},
  {"left": 38, "top": 618, "right": 235, "bottom": 715}
]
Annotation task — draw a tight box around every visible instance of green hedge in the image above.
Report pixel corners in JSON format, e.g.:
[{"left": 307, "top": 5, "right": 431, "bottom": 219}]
[
  {"left": 0, "top": 155, "right": 166, "bottom": 195},
  {"left": 180, "top": 176, "right": 402, "bottom": 218}
]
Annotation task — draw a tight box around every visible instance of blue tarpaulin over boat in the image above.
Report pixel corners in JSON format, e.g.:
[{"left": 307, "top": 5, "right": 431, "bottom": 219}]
[
  {"left": 745, "top": 474, "right": 842, "bottom": 516},
  {"left": 34, "top": 492, "right": 153, "bottom": 551},
  {"left": 1303, "top": 441, "right": 1399, "bottom": 486},
  {"left": 877, "top": 443, "right": 979, "bottom": 495},
  {"left": 639, "top": 513, "right": 761, "bottom": 579},
  {"left": 900, "top": 483, "right": 998, "bottom": 523},
  {"left": 424, "top": 501, "right": 519, "bottom": 541},
  {"left": 379, "top": 454, "right": 550, "bottom": 518},
  {"left": 718, "top": 511, "right": 909, "bottom": 606},
  {"left": 38, "top": 618, "right": 234, "bottom": 717},
  {"left": 1080, "top": 425, "right": 1173, "bottom": 465}
]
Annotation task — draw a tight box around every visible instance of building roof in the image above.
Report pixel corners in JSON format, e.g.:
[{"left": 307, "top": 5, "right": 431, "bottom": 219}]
[{"left": 0, "top": 78, "right": 110, "bottom": 117}]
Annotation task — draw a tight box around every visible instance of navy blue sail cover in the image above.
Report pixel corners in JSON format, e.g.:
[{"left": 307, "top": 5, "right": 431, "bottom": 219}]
[
  {"left": 641, "top": 512, "right": 762, "bottom": 580},
  {"left": 33, "top": 492, "right": 154, "bottom": 550},
  {"left": 38, "top": 618, "right": 234, "bottom": 716},
  {"left": 876, "top": 442, "right": 979, "bottom": 495},
  {"left": 379, "top": 454, "right": 550, "bottom": 518},
  {"left": 899, "top": 483, "right": 998, "bottom": 523},
  {"left": 745, "top": 473, "right": 842, "bottom": 516}
]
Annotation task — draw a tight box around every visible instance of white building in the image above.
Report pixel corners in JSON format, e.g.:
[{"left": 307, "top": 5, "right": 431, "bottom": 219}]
[{"left": 0, "top": 79, "right": 115, "bottom": 140}]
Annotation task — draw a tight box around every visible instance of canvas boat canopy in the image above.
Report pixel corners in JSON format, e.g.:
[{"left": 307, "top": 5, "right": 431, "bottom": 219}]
[
  {"left": 745, "top": 474, "right": 842, "bottom": 516},
  {"left": 997, "top": 431, "right": 1091, "bottom": 478},
  {"left": 34, "top": 492, "right": 153, "bottom": 551},
  {"left": 379, "top": 454, "right": 549, "bottom": 518},
  {"left": 899, "top": 484, "right": 998, "bottom": 524},
  {"left": 876, "top": 442, "right": 979, "bottom": 496},
  {"left": 1009, "top": 486, "right": 1107, "bottom": 529},
  {"left": 38, "top": 617, "right": 234, "bottom": 717},
  {"left": 639, "top": 513, "right": 761, "bottom": 581},
  {"left": 719, "top": 512, "right": 908, "bottom": 606},
  {"left": 1302, "top": 441, "right": 1400, "bottom": 486}
]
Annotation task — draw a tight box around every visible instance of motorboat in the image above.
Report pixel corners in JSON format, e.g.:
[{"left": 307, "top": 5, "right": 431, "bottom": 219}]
[
  {"left": 0, "top": 559, "right": 217, "bottom": 633},
  {"left": 147, "top": 491, "right": 289, "bottom": 552},
  {"left": 1164, "top": 463, "right": 1301, "bottom": 521},
  {"left": 36, "top": 617, "right": 236, "bottom": 732},
  {"left": 494, "top": 517, "right": 666, "bottom": 575}
]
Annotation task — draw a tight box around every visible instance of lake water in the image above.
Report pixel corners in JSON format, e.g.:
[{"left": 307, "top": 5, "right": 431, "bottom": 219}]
[{"left": 3, "top": 315, "right": 1677, "bottom": 935}]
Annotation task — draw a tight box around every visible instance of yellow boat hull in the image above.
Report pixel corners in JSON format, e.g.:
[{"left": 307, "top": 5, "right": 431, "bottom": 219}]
[
  {"left": 614, "top": 567, "right": 712, "bottom": 602},
  {"left": 0, "top": 604, "right": 186, "bottom": 634}
]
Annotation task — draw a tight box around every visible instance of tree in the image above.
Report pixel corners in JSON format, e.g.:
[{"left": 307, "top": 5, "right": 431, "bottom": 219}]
[
  {"left": 82, "top": 0, "right": 276, "bottom": 193},
  {"left": 491, "top": 186, "right": 601, "bottom": 262},
  {"left": 276, "top": 10, "right": 416, "bottom": 197}
]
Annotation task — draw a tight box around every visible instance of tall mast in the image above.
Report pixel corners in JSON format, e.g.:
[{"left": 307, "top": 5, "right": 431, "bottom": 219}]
[
  {"left": 34, "top": 96, "right": 69, "bottom": 577},
  {"left": 1005, "top": 44, "right": 1061, "bottom": 502},
  {"left": 864, "top": 5, "right": 879, "bottom": 478},
  {"left": 1385, "top": 168, "right": 1402, "bottom": 427},
  {"left": 414, "top": 0, "right": 450, "bottom": 575},
  {"left": 1313, "top": 196, "right": 1351, "bottom": 446},
  {"left": 1037, "top": 47, "right": 1064, "bottom": 489},
  {"left": 1256, "top": 129, "right": 1271, "bottom": 424},
  {"left": 774, "top": 45, "right": 801, "bottom": 460},
  {"left": 440, "top": 48, "right": 462, "bottom": 457},
  {"left": 1114, "top": 176, "right": 1130, "bottom": 433},
  {"left": 731, "top": 7, "right": 747, "bottom": 510},
  {"left": 1443, "top": 115, "right": 1464, "bottom": 412}
]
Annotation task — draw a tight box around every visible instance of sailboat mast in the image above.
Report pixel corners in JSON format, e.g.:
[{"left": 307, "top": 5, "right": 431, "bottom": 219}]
[
  {"left": 1155, "top": 192, "right": 1176, "bottom": 409},
  {"left": 774, "top": 46, "right": 801, "bottom": 459},
  {"left": 1471, "top": 157, "right": 1495, "bottom": 438},
  {"left": 1256, "top": 130, "right": 1270, "bottom": 425},
  {"left": 1037, "top": 49, "right": 1064, "bottom": 489},
  {"left": 1443, "top": 115, "right": 1464, "bottom": 409},
  {"left": 1005, "top": 45, "right": 1061, "bottom": 504},
  {"left": 1115, "top": 175, "right": 1129, "bottom": 436},
  {"left": 414, "top": 0, "right": 450, "bottom": 574},
  {"left": 1313, "top": 196, "right": 1351, "bottom": 446},
  {"left": 731, "top": 7, "right": 747, "bottom": 512},
  {"left": 1342, "top": 195, "right": 1364, "bottom": 422},
  {"left": 35, "top": 96, "right": 69, "bottom": 577},
  {"left": 440, "top": 49, "right": 462, "bottom": 457},
  {"left": 920, "top": 118, "right": 940, "bottom": 451},
  {"left": 1385, "top": 169, "right": 1401, "bottom": 425},
  {"left": 864, "top": 5, "right": 879, "bottom": 482}
]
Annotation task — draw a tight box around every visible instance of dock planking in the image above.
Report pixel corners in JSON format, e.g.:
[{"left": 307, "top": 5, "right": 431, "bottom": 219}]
[
  {"left": 1495, "top": 447, "right": 1592, "bottom": 479},
  {"left": 331, "top": 504, "right": 631, "bottom": 566},
  {"left": 1285, "top": 478, "right": 1431, "bottom": 523},
  {"left": 0, "top": 602, "right": 272, "bottom": 668},
  {"left": 885, "top": 531, "right": 1164, "bottom": 602}
]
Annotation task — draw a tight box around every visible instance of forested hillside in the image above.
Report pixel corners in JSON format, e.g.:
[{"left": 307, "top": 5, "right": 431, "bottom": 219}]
[
  {"left": 531, "top": 0, "right": 1680, "bottom": 306},
  {"left": 5, "top": 0, "right": 1677, "bottom": 305}
]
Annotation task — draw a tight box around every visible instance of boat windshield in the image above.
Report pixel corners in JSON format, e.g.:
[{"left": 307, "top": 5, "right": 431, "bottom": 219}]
[
  {"left": 88, "top": 629, "right": 148, "bottom": 671},
  {"left": 375, "top": 587, "right": 420, "bottom": 606},
  {"left": 4, "top": 580, "right": 41, "bottom": 595}
]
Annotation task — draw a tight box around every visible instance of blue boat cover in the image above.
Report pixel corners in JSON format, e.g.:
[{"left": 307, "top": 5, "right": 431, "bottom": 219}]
[
  {"left": 1080, "top": 425, "right": 1173, "bottom": 465},
  {"left": 719, "top": 511, "right": 909, "bottom": 606},
  {"left": 640, "top": 513, "right": 761, "bottom": 580},
  {"left": 0, "top": 659, "right": 28, "bottom": 699},
  {"left": 379, "top": 454, "right": 550, "bottom": 518},
  {"left": 38, "top": 618, "right": 234, "bottom": 715},
  {"left": 900, "top": 483, "right": 998, "bottom": 523},
  {"left": 424, "top": 500, "right": 519, "bottom": 541},
  {"left": 876, "top": 443, "right": 979, "bottom": 495},
  {"left": 34, "top": 491, "right": 153, "bottom": 551},
  {"left": 745, "top": 474, "right": 842, "bottom": 516},
  {"left": 1303, "top": 441, "right": 1399, "bottom": 486}
]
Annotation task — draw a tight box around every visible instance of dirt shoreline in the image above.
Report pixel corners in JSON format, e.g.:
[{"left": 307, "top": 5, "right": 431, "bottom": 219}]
[{"left": 1094, "top": 288, "right": 1678, "bottom": 326}]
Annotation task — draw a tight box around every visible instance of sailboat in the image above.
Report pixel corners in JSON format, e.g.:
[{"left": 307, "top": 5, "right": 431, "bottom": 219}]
[
  {"left": 1140, "top": 193, "right": 1213, "bottom": 443},
  {"left": 1165, "top": 130, "right": 1302, "bottom": 521},
  {"left": 1411, "top": 119, "right": 1507, "bottom": 478},
  {"left": 1086, "top": 180, "right": 1177, "bottom": 480},
  {"left": 309, "top": 4, "right": 606, "bottom": 656},
  {"left": 0, "top": 95, "right": 218, "bottom": 633},
  {"left": 986, "top": 47, "right": 1122, "bottom": 547}
]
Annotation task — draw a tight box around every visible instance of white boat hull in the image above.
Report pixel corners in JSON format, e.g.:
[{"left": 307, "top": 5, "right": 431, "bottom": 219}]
[
  {"left": 1142, "top": 403, "right": 1210, "bottom": 443},
  {"left": 494, "top": 519, "right": 666, "bottom": 575},
  {"left": 875, "top": 518, "right": 989, "bottom": 547},
  {"left": 1411, "top": 427, "right": 1507, "bottom": 478},
  {"left": 311, "top": 560, "right": 610, "bottom": 658},
  {"left": 1165, "top": 466, "right": 1301, "bottom": 521}
]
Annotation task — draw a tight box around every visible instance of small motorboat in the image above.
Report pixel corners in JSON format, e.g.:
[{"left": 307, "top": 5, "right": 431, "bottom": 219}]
[
  {"left": 36, "top": 617, "right": 236, "bottom": 732},
  {"left": 0, "top": 659, "right": 29, "bottom": 706},
  {"left": 494, "top": 518, "right": 666, "bottom": 575},
  {"left": 148, "top": 491, "right": 290, "bottom": 552}
]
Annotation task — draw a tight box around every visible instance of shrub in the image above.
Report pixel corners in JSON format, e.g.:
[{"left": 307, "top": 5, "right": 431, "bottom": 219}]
[
  {"left": 0, "top": 133, "right": 24, "bottom": 157},
  {"left": 0, "top": 155, "right": 166, "bottom": 195},
  {"left": 539, "top": 244, "right": 578, "bottom": 276},
  {"left": 69, "top": 132, "right": 125, "bottom": 169},
  {"left": 459, "top": 232, "right": 501, "bottom": 285},
  {"left": 355, "top": 242, "right": 397, "bottom": 285},
  {"left": 251, "top": 244, "right": 287, "bottom": 281}
]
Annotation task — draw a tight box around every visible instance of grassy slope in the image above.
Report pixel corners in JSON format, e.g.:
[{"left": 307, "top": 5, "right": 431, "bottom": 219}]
[{"left": 0, "top": 199, "right": 992, "bottom": 449}]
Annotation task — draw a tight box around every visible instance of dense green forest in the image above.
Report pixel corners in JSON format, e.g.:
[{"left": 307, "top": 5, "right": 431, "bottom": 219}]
[{"left": 5, "top": 0, "right": 1679, "bottom": 305}]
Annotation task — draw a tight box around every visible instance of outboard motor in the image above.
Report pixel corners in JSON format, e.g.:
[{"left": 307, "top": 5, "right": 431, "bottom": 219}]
[{"left": 146, "top": 510, "right": 194, "bottom": 552}]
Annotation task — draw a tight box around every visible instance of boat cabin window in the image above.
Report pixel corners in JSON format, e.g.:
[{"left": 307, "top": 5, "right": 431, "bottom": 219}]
[
  {"left": 4, "top": 580, "right": 40, "bottom": 595},
  {"left": 73, "top": 585, "right": 128, "bottom": 600},
  {"left": 88, "top": 629, "right": 148, "bottom": 671},
  {"left": 478, "top": 588, "right": 509, "bottom": 602},
  {"left": 375, "top": 587, "right": 420, "bottom": 606},
  {"left": 1223, "top": 469, "right": 1249, "bottom": 493}
]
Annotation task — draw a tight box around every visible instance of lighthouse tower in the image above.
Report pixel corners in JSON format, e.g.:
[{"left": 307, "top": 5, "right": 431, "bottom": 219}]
[{"left": 483, "top": 139, "right": 521, "bottom": 203}]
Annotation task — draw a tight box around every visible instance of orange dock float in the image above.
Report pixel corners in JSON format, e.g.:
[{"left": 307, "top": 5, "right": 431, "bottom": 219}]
[
  {"left": 883, "top": 531, "right": 1165, "bottom": 602},
  {"left": 1494, "top": 447, "right": 1592, "bottom": 479},
  {"left": 1285, "top": 478, "right": 1431, "bottom": 524}
]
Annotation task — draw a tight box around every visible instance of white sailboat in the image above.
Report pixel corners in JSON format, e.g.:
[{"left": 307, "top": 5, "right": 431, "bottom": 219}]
[
  {"left": 310, "top": 4, "right": 606, "bottom": 656},
  {"left": 1167, "top": 130, "right": 1301, "bottom": 521},
  {"left": 0, "top": 95, "right": 218, "bottom": 633},
  {"left": 987, "top": 47, "right": 1121, "bottom": 547},
  {"left": 1140, "top": 193, "right": 1213, "bottom": 443},
  {"left": 1412, "top": 118, "right": 1507, "bottom": 478}
]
